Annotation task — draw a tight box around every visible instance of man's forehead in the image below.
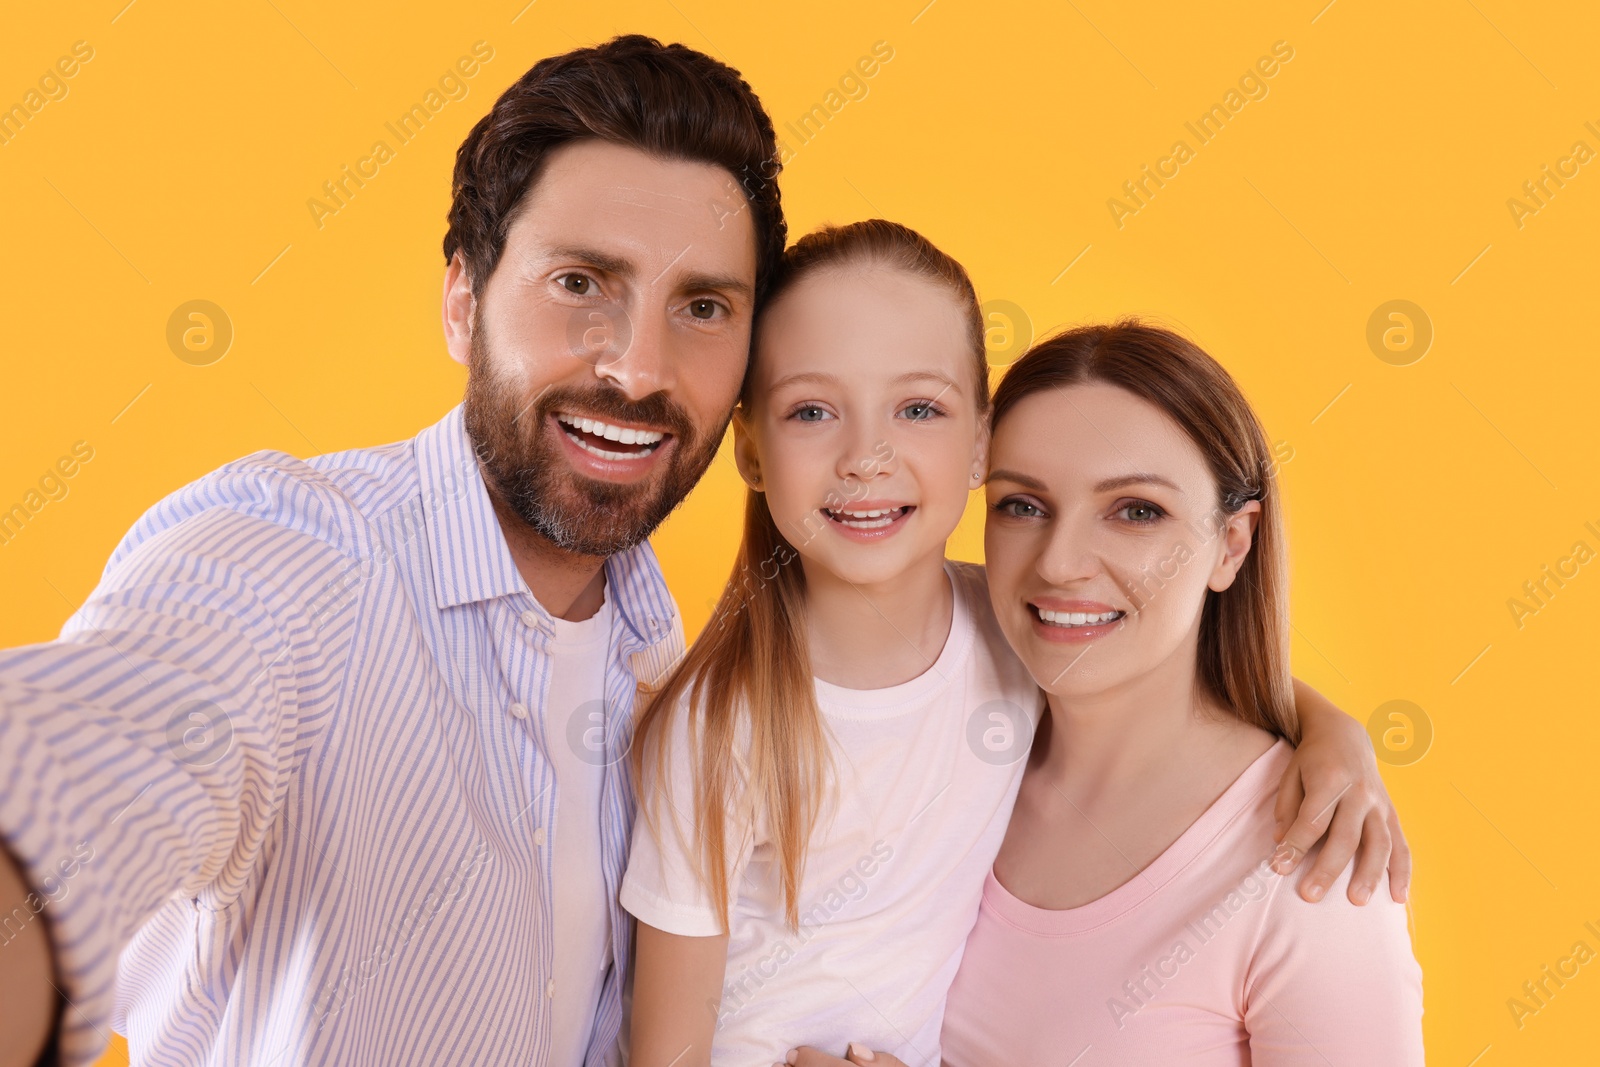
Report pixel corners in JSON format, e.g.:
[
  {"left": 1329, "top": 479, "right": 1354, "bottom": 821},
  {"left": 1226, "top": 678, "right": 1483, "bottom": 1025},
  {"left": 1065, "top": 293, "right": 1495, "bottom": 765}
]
[{"left": 506, "top": 144, "right": 755, "bottom": 277}]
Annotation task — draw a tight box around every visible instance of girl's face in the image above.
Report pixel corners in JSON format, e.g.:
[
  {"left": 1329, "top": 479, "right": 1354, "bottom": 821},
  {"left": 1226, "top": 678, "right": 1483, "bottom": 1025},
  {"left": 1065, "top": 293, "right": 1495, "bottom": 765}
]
[
  {"left": 737, "top": 264, "right": 987, "bottom": 588},
  {"left": 983, "top": 383, "right": 1259, "bottom": 701}
]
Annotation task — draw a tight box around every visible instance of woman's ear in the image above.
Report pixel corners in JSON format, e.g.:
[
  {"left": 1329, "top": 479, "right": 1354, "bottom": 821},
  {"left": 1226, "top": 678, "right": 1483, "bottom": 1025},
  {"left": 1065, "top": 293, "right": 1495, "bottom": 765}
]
[
  {"left": 1207, "top": 499, "right": 1261, "bottom": 592},
  {"left": 731, "top": 407, "right": 763, "bottom": 491}
]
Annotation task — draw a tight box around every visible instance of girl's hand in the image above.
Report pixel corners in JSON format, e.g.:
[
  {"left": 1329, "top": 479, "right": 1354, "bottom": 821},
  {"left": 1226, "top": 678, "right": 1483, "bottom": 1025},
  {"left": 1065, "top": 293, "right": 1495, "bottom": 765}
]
[
  {"left": 779, "top": 1044, "right": 910, "bottom": 1067},
  {"left": 1274, "top": 678, "right": 1411, "bottom": 905}
]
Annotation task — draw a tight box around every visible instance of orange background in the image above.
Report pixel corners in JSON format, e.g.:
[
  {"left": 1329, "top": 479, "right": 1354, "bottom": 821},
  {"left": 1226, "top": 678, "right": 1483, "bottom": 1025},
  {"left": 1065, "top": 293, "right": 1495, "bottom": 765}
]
[{"left": 2, "top": 1, "right": 1597, "bottom": 1062}]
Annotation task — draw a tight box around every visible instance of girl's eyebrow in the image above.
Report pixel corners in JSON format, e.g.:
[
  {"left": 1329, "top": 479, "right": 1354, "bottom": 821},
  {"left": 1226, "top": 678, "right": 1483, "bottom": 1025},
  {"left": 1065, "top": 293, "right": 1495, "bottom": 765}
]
[
  {"left": 767, "top": 371, "right": 839, "bottom": 391},
  {"left": 891, "top": 371, "right": 960, "bottom": 390}
]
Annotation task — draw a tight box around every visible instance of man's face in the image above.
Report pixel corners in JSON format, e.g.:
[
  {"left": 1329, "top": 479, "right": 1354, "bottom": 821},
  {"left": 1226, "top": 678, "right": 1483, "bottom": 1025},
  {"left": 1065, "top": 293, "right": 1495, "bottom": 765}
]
[{"left": 447, "top": 139, "right": 758, "bottom": 558}]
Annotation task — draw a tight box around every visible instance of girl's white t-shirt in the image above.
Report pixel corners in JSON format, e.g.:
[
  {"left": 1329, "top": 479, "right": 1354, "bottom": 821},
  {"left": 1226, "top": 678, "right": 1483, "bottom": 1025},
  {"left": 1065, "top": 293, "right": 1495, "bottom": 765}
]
[{"left": 620, "top": 562, "right": 1043, "bottom": 1067}]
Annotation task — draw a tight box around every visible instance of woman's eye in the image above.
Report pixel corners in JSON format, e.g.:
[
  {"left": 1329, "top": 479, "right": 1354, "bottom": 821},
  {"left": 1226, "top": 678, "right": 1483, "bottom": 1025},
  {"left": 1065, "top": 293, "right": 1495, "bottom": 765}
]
[
  {"left": 793, "top": 405, "right": 830, "bottom": 422},
  {"left": 995, "top": 498, "right": 1042, "bottom": 519},
  {"left": 901, "top": 401, "right": 937, "bottom": 421},
  {"left": 558, "top": 274, "right": 593, "bottom": 295},
  {"left": 688, "top": 298, "right": 721, "bottom": 320},
  {"left": 1118, "top": 501, "right": 1164, "bottom": 523}
]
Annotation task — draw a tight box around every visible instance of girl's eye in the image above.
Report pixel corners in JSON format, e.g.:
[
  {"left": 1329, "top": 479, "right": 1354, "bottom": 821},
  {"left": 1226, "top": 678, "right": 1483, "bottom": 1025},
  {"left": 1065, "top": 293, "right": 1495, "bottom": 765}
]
[
  {"left": 558, "top": 273, "right": 594, "bottom": 296},
  {"left": 687, "top": 298, "right": 722, "bottom": 321},
  {"left": 1118, "top": 501, "right": 1165, "bottom": 524},
  {"left": 792, "top": 404, "right": 831, "bottom": 423},
  {"left": 994, "top": 497, "right": 1043, "bottom": 519},
  {"left": 900, "top": 401, "right": 941, "bottom": 421}
]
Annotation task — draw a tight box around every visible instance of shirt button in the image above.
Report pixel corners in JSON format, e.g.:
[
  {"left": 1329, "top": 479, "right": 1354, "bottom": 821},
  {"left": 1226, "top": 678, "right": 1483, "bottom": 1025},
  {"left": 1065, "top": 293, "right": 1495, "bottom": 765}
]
[
  {"left": 520, "top": 609, "right": 540, "bottom": 628},
  {"left": 533, "top": 827, "right": 547, "bottom": 846},
  {"left": 546, "top": 978, "right": 556, "bottom": 998},
  {"left": 509, "top": 702, "right": 529, "bottom": 720}
]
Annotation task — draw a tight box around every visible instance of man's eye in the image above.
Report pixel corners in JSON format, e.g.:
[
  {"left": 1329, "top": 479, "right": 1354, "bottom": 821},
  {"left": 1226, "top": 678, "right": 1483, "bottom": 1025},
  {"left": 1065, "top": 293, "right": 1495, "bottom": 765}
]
[
  {"left": 559, "top": 274, "right": 593, "bottom": 295},
  {"left": 688, "top": 299, "right": 721, "bottom": 320}
]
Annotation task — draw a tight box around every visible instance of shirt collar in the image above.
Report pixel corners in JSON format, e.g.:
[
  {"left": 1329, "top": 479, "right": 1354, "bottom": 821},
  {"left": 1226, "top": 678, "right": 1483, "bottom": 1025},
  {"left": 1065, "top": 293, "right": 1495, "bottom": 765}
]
[{"left": 414, "top": 404, "right": 680, "bottom": 656}]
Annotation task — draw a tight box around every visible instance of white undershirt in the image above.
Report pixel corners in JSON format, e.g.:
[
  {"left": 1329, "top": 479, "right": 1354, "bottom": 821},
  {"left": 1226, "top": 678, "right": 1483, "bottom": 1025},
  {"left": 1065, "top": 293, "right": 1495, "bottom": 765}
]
[{"left": 544, "top": 590, "right": 614, "bottom": 1067}]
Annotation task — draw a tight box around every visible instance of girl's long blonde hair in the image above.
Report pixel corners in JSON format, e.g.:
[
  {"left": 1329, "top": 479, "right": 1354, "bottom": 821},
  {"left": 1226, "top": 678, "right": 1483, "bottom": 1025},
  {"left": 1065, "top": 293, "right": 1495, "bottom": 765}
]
[{"left": 632, "top": 219, "right": 989, "bottom": 930}]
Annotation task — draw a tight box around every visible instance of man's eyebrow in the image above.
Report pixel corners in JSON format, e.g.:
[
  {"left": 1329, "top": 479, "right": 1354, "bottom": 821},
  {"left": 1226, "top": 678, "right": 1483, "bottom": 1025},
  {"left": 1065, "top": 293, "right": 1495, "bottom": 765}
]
[
  {"left": 545, "top": 245, "right": 636, "bottom": 275},
  {"left": 681, "top": 271, "right": 754, "bottom": 300}
]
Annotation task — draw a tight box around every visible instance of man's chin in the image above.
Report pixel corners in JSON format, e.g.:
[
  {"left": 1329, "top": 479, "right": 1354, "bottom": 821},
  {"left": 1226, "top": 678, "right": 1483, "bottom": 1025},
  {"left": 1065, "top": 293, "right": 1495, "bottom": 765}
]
[{"left": 508, "top": 479, "right": 676, "bottom": 558}]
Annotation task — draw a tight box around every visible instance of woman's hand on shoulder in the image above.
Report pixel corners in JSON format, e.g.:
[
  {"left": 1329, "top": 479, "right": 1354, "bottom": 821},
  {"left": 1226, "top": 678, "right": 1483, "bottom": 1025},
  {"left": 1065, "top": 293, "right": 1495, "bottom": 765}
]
[{"left": 1274, "top": 678, "right": 1411, "bottom": 906}]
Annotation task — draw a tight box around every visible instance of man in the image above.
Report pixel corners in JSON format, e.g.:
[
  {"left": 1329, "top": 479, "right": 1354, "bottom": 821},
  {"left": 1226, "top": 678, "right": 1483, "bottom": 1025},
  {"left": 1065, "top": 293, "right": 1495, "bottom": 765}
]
[
  {"left": 0, "top": 36, "right": 782, "bottom": 1067},
  {"left": 1, "top": 33, "right": 1401, "bottom": 1067}
]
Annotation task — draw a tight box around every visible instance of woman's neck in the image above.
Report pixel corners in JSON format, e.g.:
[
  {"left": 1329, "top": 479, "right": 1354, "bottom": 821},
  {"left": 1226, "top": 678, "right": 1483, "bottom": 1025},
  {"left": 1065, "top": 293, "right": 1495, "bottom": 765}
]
[
  {"left": 1039, "top": 629, "right": 1271, "bottom": 801},
  {"left": 803, "top": 548, "right": 953, "bottom": 690}
]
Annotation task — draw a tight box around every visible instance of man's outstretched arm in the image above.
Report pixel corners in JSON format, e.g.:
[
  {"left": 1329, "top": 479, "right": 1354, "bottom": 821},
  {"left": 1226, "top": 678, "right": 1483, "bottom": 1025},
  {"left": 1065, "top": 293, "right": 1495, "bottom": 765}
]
[{"left": 0, "top": 455, "right": 361, "bottom": 1065}]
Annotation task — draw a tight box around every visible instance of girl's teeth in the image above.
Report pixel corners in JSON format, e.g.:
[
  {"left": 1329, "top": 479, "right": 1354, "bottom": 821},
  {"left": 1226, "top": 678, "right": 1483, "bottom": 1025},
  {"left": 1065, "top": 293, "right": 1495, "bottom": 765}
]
[
  {"left": 828, "top": 507, "right": 905, "bottom": 529},
  {"left": 1036, "top": 608, "right": 1123, "bottom": 626}
]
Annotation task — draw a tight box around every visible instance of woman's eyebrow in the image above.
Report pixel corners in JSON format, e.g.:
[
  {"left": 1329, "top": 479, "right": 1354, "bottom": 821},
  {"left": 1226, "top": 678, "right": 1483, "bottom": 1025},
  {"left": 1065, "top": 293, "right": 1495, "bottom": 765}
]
[
  {"left": 987, "top": 469, "right": 1048, "bottom": 491},
  {"left": 1094, "top": 473, "right": 1184, "bottom": 495}
]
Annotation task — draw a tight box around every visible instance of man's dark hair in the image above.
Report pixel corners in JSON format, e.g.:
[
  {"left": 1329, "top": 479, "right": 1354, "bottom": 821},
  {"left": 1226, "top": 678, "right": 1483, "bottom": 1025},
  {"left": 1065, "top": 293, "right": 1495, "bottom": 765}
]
[{"left": 444, "top": 34, "right": 786, "bottom": 302}]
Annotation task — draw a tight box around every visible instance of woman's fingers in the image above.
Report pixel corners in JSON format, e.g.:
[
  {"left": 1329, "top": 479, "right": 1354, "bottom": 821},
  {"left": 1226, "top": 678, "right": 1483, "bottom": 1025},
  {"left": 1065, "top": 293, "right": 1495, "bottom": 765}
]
[
  {"left": 1297, "top": 797, "right": 1367, "bottom": 901},
  {"left": 1346, "top": 810, "right": 1392, "bottom": 905},
  {"left": 1387, "top": 804, "right": 1413, "bottom": 903}
]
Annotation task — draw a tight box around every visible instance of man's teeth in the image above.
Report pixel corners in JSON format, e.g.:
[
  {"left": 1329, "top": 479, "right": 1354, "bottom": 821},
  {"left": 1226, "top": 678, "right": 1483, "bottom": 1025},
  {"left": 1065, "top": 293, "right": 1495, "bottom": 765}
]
[
  {"left": 826, "top": 507, "right": 907, "bottom": 530},
  {"left": 1036, "top": 608, "right": 1124, "bottom": 627},
  {"left": 555, "top": 413, "right": 666, "bottom": 447}
]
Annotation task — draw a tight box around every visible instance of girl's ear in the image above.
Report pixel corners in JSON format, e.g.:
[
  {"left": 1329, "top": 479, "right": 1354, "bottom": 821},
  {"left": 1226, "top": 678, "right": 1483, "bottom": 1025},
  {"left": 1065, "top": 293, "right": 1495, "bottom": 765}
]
[
  {"left": 970, "top": 416, "right": 992, "bottom": 488},
  {"left": 1207, "top": 499, "right": 1262, "bottom": 592},
  {"left": 731, "top": 406, "right": 764, "bottom": 491}
]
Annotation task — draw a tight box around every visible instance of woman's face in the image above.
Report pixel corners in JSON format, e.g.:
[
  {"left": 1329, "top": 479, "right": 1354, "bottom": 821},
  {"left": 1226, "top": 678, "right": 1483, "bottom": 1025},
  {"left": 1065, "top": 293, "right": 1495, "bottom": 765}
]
[
  {"left": 737, "top": 264, "right": 987, "bottom": 588},
  {"left": 983, "top": 382, "right": 1259, "bottom": 701}
]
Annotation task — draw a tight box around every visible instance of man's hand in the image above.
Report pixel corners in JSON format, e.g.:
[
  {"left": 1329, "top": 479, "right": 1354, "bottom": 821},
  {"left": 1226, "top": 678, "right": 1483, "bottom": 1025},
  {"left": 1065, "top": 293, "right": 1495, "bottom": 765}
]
[
  {"left": 0, "top": 842, "right": 57, "bottom": 1067},
  {"left": 1274, "top": 678, "right": 1412, "bottom": 905},
  {"left": 779, "top": 1045, "right": 909, "bottom": 1067}
]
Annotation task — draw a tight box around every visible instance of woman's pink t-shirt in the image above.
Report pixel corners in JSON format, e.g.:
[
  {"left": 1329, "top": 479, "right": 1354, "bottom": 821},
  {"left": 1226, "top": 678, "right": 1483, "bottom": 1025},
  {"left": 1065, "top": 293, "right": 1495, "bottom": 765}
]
[{"left": 941, "top": 740, "right": 1424, "bottom": 1066}]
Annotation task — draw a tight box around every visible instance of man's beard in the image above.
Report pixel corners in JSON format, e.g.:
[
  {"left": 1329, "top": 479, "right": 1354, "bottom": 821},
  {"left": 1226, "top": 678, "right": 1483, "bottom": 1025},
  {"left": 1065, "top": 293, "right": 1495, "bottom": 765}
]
[{"left": 461, "top": 333, "right": 729, "bottom": 559}]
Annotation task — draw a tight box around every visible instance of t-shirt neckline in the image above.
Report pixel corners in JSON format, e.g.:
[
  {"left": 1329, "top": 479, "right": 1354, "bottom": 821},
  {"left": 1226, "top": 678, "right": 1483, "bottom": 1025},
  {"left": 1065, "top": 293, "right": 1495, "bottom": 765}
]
[
  {"left": 984, "top": 738, "right": 1291, "bottom": 935},
  {"left": 811, "top": 561, "right": 975, "bottom": 720}
]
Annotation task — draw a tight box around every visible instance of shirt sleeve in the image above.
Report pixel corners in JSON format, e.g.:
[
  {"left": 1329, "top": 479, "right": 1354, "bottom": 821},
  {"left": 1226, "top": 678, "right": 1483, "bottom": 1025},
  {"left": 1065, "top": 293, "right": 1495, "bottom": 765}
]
[
  {"left": 1243, "top": 849, "right": 1426, "bottom": 1066},
  {"left": 619, "top": 691, "right": 756, "bottom": 938},
  {"left": 0, "top": 454, "right": 362, "bottom": 1066}
]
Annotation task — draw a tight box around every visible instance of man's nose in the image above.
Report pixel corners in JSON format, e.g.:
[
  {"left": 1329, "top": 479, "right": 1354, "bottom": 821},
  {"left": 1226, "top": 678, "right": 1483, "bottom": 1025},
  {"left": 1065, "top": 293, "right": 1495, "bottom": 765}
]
[{"left": 595, "top": 307, "right": 675, "bottom": 401}]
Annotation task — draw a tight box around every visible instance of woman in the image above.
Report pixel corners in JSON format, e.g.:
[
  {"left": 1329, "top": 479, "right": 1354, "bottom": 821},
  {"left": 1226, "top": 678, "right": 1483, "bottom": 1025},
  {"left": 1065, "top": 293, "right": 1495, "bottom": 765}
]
[{"left": 937, "top": 321, "right": 1424, "bottom": 1063}]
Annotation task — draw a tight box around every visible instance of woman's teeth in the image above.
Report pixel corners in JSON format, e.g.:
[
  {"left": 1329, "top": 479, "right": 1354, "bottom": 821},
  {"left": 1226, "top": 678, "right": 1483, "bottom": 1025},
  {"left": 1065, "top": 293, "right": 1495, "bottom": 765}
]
[
  {"left": 825, "top": 506, "right": 908, "bottom": 529},
  {"left": 1036, "top": 608, "right": 1125, "bottom": 627}
]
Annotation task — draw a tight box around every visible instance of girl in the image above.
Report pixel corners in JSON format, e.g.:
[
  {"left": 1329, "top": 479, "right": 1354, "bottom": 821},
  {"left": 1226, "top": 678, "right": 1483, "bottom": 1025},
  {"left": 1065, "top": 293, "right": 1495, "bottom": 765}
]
[
  {"left": 937, "top": 322, "right": 1424, "bottom": 1063},
  {"left": 622, "top": 225, "right": 1404, "bottom": 1067}
]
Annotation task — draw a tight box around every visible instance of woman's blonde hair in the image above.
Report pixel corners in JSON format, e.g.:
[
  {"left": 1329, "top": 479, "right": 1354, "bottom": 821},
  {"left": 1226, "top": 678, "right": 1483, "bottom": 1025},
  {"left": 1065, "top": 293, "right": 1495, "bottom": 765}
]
[{"left": 631, "top": 219, "right": 987, "bottom": 930}]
